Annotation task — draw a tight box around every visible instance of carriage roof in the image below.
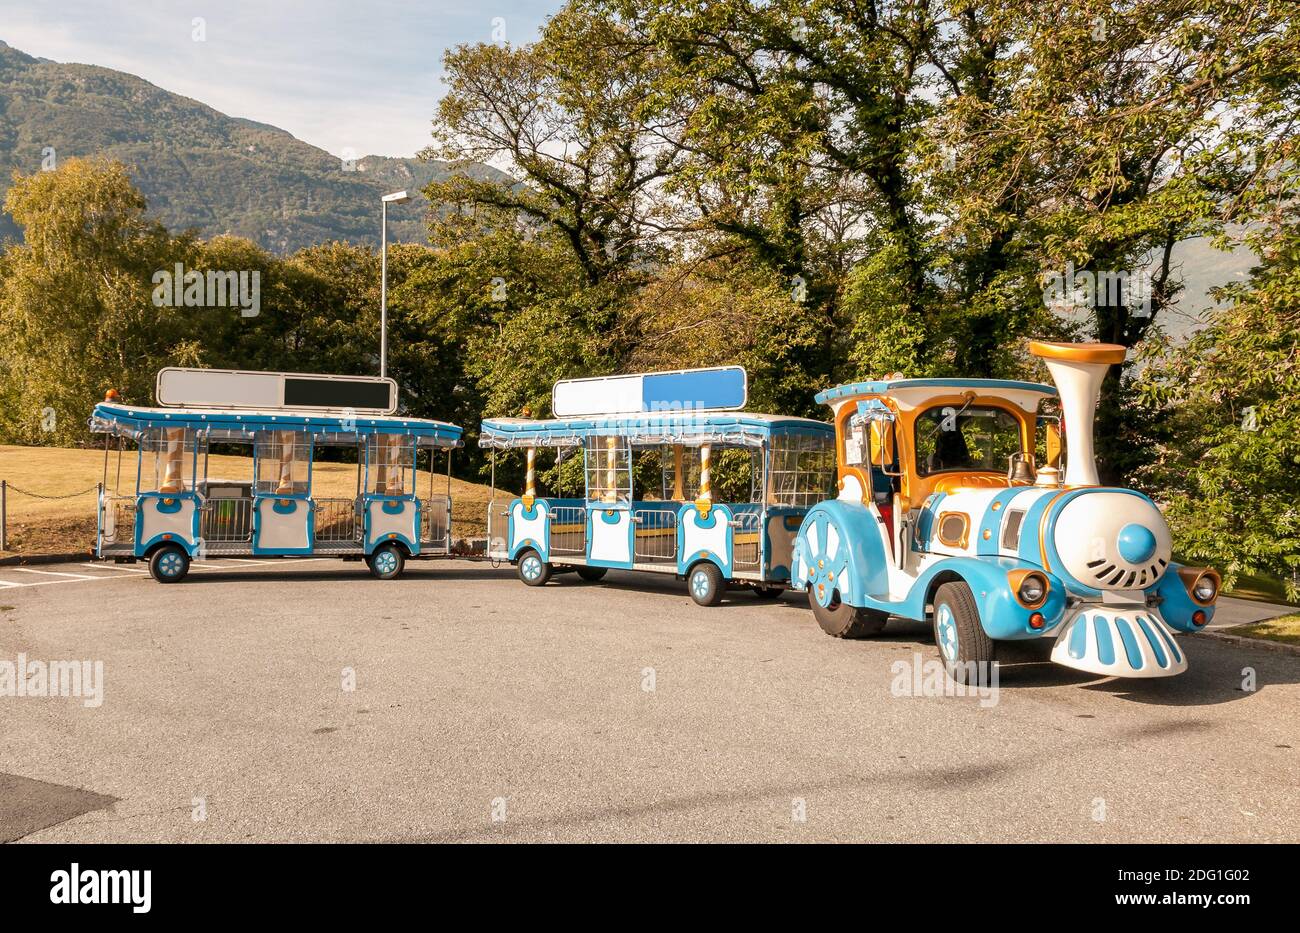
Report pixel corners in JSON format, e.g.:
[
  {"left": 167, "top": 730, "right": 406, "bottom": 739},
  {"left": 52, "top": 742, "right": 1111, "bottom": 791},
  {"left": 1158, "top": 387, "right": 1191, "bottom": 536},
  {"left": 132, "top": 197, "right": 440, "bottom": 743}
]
[
  {"left": 478, "top": 411, "right": 834, "bottom": 449},
  {"left": 89, "top": 402, "right": 464, "bottom": 447}
]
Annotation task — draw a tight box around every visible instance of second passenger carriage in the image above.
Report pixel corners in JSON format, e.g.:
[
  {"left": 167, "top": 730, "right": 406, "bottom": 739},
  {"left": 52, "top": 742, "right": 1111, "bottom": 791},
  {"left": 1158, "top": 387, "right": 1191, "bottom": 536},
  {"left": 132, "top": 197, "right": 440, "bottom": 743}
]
[{"left": 478, "top": 367, "right": 837, "bottom": 605}]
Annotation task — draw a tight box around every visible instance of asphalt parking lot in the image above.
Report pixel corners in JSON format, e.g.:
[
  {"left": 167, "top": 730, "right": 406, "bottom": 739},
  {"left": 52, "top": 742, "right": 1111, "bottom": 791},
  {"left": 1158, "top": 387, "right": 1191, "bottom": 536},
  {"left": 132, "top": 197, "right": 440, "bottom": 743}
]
[{"left": 1, "top": 557, "right": 1297, "bottom": 843}]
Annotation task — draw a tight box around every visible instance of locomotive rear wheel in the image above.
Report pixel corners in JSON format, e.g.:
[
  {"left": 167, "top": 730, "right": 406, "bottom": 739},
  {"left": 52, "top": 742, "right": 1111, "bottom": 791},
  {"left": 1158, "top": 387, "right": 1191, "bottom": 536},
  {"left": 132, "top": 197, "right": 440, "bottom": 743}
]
[
  {"left": 810, "top": 588, "right": 887, "bottom": 638},
  {"left": 932, "top": 581, "right": 996, "bottom": 685},
  {"left": 517, "top": 548, "right": 552, "bottom": 587}
]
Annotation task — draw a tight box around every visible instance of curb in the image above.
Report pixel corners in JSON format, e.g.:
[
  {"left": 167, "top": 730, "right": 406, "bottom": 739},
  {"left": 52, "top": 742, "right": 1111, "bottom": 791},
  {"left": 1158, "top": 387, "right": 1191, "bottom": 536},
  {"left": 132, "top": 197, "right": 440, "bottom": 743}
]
[
  {"left": 1191, "top": 629, "right": 1300, "bottom": 657},
  {"left": 0, "top": 552, "right": 93, "bottom": 566}
]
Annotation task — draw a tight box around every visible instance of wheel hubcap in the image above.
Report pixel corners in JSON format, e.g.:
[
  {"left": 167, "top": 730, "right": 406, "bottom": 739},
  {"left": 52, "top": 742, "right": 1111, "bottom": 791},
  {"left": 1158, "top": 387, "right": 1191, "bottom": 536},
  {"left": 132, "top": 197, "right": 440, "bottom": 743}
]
[
  {"left": 161, "top": 553, "right": 181, "bottom": 575},
  {"left": 376, "top": 551, "right": 396, "bottom": 573},
  {"left": 692, "top": 571, "right": 709, "bottom": 597},
  {"left": 523, "top": 557, "right": 540, "bottom": 579},
  {"left": 936, "top": 604, "right": 958, "bottom": 661}
]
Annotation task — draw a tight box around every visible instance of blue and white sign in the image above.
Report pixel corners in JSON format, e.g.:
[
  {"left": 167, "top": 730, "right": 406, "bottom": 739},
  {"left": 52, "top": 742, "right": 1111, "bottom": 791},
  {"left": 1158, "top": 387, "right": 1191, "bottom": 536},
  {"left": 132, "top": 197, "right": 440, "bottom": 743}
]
[{"left": 551, "top": 367, "right": 748, "bottom": 418}]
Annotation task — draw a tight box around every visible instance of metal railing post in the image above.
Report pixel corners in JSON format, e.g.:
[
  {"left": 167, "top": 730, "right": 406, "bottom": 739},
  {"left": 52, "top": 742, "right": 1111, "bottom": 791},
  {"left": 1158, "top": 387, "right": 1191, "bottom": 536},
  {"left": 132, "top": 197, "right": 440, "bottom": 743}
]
[{"left": 1, "top": 479, "right": 6, "bottom": 551}]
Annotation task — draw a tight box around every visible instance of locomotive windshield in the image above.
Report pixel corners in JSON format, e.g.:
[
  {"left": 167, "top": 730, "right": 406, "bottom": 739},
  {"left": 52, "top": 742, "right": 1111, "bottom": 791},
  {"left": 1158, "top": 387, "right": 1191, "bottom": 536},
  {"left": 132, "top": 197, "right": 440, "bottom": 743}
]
[{"left": 914, "top": 404, "right": 1023, "bottom": 476}]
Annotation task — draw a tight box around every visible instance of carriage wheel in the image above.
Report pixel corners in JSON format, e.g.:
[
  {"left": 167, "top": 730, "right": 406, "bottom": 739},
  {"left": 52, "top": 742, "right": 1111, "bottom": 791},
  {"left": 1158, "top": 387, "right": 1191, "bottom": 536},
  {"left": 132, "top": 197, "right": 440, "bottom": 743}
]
[
  {"left": 149, "top": 543, "right": 190, "bottom": 584},
  {"left": 517, "top": 548, "right": 552, "bottom": 586},
  {"left": 367, "top": 543, "right": 405, "bottom": 580}
]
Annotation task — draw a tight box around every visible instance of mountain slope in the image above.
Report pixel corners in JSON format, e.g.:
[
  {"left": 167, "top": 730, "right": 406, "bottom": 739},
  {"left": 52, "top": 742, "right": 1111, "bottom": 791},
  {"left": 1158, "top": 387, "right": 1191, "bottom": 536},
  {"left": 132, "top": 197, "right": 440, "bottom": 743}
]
[{"left": 0, "top": 39, "right": 506, "bottom": 252}]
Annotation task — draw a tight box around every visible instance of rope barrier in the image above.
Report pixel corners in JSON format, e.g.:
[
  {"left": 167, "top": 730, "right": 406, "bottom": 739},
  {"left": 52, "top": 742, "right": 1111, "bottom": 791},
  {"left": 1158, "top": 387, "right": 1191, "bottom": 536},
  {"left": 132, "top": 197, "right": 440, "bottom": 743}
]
[{"left": 2, "top": 483, "right": 100, "bottom": 500}]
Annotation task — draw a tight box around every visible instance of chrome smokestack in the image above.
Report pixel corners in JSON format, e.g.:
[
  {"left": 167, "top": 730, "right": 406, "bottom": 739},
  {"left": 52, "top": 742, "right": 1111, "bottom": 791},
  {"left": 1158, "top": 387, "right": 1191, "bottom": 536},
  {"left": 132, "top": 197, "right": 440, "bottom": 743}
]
[{"left": 1028, "top": 341, "right": 1127, "bottom": 486}]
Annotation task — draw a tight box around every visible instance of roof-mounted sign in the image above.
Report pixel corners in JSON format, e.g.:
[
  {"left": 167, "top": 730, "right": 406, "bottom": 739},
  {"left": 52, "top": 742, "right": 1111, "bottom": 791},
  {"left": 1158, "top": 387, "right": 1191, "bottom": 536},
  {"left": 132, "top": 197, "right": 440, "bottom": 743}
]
[
  {"left": 156, "top": 368, "right": 398, "bottom": 414},
  {"left": 551, "top": 366, "right": 748, "bottom": 418}
]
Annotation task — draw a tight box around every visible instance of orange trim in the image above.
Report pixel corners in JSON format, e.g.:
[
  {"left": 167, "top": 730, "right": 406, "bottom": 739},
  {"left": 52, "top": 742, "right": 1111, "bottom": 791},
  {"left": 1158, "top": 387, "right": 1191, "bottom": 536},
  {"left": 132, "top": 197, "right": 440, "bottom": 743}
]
[
  {"left": 936, "top": 511, "right": 970, "bottom": 549},
  {"left": 1008, "top": 569, "right": 1050, "bottom": 609},
  {"left": 1028, "top": 340, "right": 1126, "bottom": 365},
  {"left": 1037, "top": 490, "right": 1071, "bottom": 569}
]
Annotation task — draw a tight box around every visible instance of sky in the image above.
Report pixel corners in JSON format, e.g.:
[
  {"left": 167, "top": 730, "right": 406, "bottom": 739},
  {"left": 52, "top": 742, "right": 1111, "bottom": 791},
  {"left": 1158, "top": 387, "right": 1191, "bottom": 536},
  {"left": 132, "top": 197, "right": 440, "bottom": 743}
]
[{"left": 1, "top": 0, "right": 563, "bottom": 158}]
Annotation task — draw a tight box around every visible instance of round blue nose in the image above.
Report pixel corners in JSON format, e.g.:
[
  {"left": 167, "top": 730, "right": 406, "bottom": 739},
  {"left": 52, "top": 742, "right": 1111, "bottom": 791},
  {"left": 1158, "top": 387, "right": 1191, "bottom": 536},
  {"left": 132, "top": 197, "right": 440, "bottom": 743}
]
[{"left": 1117, "top": 523, "right": 1158, "bottom": 564}]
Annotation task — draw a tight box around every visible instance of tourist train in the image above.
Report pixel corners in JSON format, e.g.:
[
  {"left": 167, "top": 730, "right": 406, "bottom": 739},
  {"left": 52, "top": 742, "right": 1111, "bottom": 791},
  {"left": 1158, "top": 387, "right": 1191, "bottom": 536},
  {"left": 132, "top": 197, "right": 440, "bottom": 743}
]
[{"left": 92, "top": 341, "right": 1221, "bottom": 680}]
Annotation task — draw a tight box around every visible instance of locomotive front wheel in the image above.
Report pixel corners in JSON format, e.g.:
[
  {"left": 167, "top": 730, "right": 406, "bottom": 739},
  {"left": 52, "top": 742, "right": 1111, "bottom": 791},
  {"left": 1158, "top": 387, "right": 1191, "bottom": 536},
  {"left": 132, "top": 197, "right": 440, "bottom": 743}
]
[
  {"left": 687, "top": 562, "right": 725, "bottom": 607},
  {"left": 932, "top": 581, "right": 995, "bottom": 685},
  {"left": 809, "top": 588, "right": 887, "bottom": 638},
  {"left": 575, "top": 566, "right": 607, "bottom": 583},
  {"left": 517, "top": 548, "right": 552, "bottom": 587},
  {"left": 367, "top": 543, "right": 405, "bottom": 580},
  {"left": 149, "top": 543, "right": 190, "bottom": 584}
]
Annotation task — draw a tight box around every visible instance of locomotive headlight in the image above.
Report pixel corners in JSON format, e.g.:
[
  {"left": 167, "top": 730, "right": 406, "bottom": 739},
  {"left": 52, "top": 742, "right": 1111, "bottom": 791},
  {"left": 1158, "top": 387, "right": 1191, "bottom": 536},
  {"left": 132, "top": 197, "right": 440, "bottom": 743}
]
[
  {"left": 1179, "top": 567, "right": 1221, "bottom": 605},
  {"left": 1010, "top": 570, "right": 1049, "bottom": 609}
]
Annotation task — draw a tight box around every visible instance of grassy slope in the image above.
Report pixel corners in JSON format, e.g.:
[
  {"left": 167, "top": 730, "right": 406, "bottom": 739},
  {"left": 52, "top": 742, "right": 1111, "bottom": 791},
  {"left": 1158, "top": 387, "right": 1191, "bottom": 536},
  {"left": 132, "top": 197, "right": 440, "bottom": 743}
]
[{"left": 0, "top": 445, "right": 496, "bottom": 556}]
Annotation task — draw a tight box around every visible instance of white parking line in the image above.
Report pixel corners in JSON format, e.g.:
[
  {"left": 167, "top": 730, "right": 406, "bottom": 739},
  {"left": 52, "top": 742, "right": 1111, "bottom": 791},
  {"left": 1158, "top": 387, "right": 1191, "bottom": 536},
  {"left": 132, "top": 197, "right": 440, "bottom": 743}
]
[
  {"left": 1, "top": 556, "right": 339, "bottom": 589},
  {"left": 11, "top": 568, "right": 101, "bottom": 580}
]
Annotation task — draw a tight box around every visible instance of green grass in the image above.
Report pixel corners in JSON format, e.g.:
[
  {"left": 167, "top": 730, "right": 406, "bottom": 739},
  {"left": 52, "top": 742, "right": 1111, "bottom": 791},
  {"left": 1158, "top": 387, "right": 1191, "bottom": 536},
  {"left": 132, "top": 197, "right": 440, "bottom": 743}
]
[{"left": 1224, "top": 614, "right": 1300, "bottom": 646}]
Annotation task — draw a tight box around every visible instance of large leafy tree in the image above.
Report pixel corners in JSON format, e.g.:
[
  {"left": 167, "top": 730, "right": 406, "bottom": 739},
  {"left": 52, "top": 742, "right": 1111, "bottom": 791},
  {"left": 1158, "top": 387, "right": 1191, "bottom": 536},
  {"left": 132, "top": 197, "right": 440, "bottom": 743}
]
[
  {"left": 0, "top": 158, "right": 201, "bottom": 443},
  {"left": 1136, "top": 203, "right": 1300, "bottom": 599}
]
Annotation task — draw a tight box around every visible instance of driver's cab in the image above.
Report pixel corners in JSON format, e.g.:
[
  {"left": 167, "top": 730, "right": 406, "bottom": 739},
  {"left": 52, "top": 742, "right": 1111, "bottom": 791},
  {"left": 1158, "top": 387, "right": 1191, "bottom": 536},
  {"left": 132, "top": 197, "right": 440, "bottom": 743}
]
[{"left": 821, "top": 378, "right": 1062, "bottom": 561}]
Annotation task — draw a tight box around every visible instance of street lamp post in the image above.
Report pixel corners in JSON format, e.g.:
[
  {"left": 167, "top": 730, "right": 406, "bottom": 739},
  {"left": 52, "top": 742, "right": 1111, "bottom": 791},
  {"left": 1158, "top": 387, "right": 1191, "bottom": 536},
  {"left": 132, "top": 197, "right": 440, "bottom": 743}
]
[{"left": 380, "top": 190, "right": 411, "bottom": 378}]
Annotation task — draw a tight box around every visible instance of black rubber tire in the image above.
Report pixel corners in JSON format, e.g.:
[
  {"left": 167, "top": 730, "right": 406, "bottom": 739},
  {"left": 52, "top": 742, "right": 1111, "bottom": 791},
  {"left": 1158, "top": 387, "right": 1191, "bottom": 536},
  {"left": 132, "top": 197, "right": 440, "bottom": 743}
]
[
  {"left": 148, "top": 543, "right": 190, "bottom": 583},
  {"left": 810, "top": 588, "right": 887, "bottom": 638},
  {"left": 687, "top": 562, "right": 725, "bottom": 607},
  {"left": 575, "top": 566, "right": 607, "bottom": 582},
  {"left": 753, "top": 585, "right": 783, "bottom": 599},
  {"left": 516, "top": 548, "right": 552, "bottom": 587},
  {"left": 932, "top": 581, "right": 996, "bottom": 685},
  {"left": 367, "top": 543, "right": 405, "bottom": 580}
]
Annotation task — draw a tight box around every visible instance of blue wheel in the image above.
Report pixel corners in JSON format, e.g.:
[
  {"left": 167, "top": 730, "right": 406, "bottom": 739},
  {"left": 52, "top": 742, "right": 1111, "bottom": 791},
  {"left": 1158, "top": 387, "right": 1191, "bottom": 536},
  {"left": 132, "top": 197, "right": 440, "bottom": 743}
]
[
  {"left": 148, "top": 543, "right": 190, "bottom": 583},
  {"left": 517, "top": 548, "right": 552, "bottom": 587},
  {"left": 367, "top": 543, "right": 405, "bottom": 580},
  {"left": 688, "top": 562, "right": 724, "bottom": 607}
]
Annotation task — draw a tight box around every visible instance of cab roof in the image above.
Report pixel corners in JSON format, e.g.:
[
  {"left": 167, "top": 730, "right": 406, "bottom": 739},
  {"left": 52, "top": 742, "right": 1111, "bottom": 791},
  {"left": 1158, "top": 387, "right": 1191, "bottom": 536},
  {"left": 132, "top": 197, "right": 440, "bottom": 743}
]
[{"left": 815, "top": 378, "right": 1056, "bottom": 406}]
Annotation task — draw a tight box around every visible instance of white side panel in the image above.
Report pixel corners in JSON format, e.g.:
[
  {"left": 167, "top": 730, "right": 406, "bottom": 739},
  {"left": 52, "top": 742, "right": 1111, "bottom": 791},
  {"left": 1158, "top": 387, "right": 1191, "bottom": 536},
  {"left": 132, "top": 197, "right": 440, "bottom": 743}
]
[
  {"left": 255, "top": 499, "right": 311, "bottom": 550},
  {"left": 139, "top": 499, "right": 196, "bottom": 546},
  {"left": 681, "top": 510, "right": 729, "bottom": 567},
  {"left": 367, "top": 500, "right": 417, "bottom": 545},
  {"left": 589, "top": 510, "right": 632, "bottom": 562},
  {"left": 511, "top": 501, "right": 549, "bottom": 553}
]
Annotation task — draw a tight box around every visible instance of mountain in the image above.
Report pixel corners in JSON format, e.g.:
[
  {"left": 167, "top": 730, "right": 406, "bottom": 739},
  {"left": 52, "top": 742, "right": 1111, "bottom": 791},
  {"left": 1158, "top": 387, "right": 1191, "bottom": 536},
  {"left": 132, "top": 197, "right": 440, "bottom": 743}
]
[{"left": 0, "top": 39, "right": 508, "bottom": 253}]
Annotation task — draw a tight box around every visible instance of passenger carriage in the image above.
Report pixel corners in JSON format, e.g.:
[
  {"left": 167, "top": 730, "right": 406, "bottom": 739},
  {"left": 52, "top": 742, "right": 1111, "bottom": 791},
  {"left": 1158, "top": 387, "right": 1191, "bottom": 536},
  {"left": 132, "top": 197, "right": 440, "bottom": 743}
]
[
  {"left": 791, "top": 341, "right": 1222, "bottom": 681},
  {"left": 478, "top": 367, "right": 837, "bottom": 605},
  {"left": 91, "top": 368, "right": 463, "bottom": 582}
]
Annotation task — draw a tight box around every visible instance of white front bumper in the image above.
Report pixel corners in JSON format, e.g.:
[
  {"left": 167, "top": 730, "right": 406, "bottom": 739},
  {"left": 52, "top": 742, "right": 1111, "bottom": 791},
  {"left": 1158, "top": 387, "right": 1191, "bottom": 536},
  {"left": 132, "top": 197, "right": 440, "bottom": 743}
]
[{"left": 1051, "top": 607, "right": 1188, "bottom": 678}]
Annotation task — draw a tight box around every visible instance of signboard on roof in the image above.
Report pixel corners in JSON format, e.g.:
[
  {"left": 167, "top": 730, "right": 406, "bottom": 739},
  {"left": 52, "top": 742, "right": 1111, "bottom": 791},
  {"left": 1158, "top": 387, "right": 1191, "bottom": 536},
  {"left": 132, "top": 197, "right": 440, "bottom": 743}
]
[
  {"left": 156, "top": 368, "right": 398, "bottom": 414},
  {"left": 551, "top": 367, "right": 747, "bottom": 418}
]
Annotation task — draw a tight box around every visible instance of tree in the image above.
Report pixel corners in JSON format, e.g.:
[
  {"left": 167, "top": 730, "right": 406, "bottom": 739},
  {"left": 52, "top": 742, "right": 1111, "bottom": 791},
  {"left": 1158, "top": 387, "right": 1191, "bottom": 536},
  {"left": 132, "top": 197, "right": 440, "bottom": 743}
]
[
  {"left": 1135, "top": 195, "right": 1300, "bottom": 599},
  {"left": 0, "top": 158, "right": 201, "bottom": 443}
]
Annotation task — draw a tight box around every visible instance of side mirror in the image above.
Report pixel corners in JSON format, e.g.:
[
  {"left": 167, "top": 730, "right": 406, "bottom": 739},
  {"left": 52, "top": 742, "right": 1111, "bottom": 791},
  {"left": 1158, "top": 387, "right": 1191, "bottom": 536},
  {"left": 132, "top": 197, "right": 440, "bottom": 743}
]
[
  {"left": 1044, "top": 421, "right": 1063, "bottom": 469},
  {"left": 870, "top": 420, "right": 895, "bottom": 467}
]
